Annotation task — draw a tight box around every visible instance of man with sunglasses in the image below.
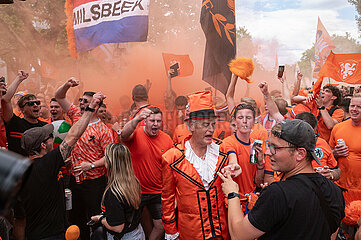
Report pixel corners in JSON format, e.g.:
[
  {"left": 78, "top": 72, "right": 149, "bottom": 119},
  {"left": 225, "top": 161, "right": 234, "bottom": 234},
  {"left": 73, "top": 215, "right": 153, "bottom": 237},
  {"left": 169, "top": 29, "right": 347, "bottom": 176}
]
[
  {"left": 2, "top": 71, "right": 48, "bottom": 157},
  {"left": 19, "top": 92, "right": 106, "bottom": 240},
  {"left": 55, "top": 78, "right": 114, "bottom": 240},
  {"left": 218, "top": 119, "right": 345, "bottom": 240}
]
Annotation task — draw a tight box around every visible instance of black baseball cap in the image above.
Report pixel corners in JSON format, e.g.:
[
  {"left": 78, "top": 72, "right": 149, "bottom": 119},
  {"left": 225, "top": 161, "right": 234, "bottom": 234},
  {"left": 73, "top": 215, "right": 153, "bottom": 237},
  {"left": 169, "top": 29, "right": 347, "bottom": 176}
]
[
  {"left": 21, "top": 124, "right": 54, "bottom": 153},
  {"left": 271, "top": 119, "right": 321, "bottom": 165}
]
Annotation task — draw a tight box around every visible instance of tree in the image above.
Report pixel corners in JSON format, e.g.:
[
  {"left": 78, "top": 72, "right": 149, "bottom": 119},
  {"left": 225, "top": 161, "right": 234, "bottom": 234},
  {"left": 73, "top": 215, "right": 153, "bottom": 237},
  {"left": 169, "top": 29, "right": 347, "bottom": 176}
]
[
  {"left": 0, "top": 0, "right": 71, "bottom": 79},
  {"left": 348, "top": 0, "right": 361, "bottom": 36},
  {"left": 298, "top": 33, "right": 361, "bottom": 79}
]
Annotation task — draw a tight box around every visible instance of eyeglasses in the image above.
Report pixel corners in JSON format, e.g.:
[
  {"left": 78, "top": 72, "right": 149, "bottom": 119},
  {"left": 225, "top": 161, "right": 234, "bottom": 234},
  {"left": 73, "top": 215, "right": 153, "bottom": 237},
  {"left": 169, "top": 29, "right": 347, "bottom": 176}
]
[
  {"left": 22, "top": 100, "right": 40, "bottom": 107},
  {"left": 43, "top": 133, "right": 54, "bottom": 142},
  {"left": 79, "top": 98, "right": 89, "bottom": 103},
  {"left": 265, "top": 140, "right": 297, "bottom": 155}
]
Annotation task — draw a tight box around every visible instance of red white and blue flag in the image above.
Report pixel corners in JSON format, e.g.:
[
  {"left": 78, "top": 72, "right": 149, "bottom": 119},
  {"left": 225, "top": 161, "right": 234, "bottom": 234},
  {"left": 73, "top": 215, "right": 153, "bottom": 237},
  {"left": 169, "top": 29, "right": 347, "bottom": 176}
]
[{"left": 71, "top": 0, "right": 149, "bottom": 52}]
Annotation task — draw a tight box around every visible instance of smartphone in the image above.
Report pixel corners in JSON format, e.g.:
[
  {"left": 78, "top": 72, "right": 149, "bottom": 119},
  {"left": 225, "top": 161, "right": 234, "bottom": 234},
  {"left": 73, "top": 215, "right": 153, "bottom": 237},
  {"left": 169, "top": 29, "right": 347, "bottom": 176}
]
[
  {"left": 0, "top": 76, "right": 6, "bottom": 95},
  {"left": 278, "top": 66, "right": 285, "bottom": 78},
  {"left": 170, "top": 62, "right": 179, "bottom": 78}
]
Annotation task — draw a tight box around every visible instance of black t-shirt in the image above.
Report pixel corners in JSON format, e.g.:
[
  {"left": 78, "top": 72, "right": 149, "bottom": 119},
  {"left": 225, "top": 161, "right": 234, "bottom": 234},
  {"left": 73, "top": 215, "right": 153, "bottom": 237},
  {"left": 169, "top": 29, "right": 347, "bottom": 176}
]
[
  {"left": 248, "top": 173, "right": 345, "bottom": 240},
  {"left": 19, "top": 148, "right": 65, "bottom": 240},
  {"left": 103, "top": 189, "right": 141, "bottom": 237},
  {"left": 4, "top": 115, "right": 47, "bottom": 156}
]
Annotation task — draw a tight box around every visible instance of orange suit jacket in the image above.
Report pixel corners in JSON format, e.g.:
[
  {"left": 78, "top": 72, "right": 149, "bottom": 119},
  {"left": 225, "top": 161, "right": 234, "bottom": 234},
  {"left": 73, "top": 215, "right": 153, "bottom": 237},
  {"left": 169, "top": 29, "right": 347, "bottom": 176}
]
[{"left": 161, "top": 137, "right": 230, "bottom": 240}]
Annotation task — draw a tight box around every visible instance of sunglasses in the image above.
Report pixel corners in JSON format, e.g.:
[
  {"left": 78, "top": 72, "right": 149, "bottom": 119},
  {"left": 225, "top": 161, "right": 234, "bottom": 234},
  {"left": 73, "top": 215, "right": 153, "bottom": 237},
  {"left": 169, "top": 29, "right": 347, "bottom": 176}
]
[
  {"left": 43, "top": 133, "right": 54, "bottom": 142},
  {"left": 23, "top": 100, "right": 40, "bottom": 107},
  {"left": 79, "top": 98, "right": 89, "bottom": 104}
]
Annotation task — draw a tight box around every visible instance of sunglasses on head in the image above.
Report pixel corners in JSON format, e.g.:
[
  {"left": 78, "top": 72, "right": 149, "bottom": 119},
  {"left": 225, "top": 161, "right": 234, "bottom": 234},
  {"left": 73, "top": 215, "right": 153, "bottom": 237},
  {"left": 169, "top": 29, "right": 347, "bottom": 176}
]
[
  {"left": 79, "top": 98, "right": 89, "bottom": 103},
  {"left": 23, "top": 100, "right": 40, "bottom": 107},
  {"left": 43, "top": 133, "right": 54, "bottom": 143}
]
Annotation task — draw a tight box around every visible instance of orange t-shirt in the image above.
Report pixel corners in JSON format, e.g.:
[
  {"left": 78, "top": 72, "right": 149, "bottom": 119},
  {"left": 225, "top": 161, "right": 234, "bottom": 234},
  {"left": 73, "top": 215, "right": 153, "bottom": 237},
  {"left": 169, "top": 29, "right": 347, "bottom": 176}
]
[
  {"left": 312, "top": 137, "right": 338, "bottom": 169},
  {"left": 317, "top": 105, "right": 344, "bottom": 142},
  {"left": 213, "top": 120, "right": 231, "bottom": 140},
  {"left": 172, "top": 123, "right": 190, "bottom": 144},
  {"left": 329, "top": 119, "right": 361, "bottom": 191},
  {"left": 220, "top": 134, "right": 272, "bottom": 195},
  {"left": 251, "top": 123, "right": 268, "bottom": 142},
  {"left": 124, "top": 127, "right": 173, "bottom": 194}
]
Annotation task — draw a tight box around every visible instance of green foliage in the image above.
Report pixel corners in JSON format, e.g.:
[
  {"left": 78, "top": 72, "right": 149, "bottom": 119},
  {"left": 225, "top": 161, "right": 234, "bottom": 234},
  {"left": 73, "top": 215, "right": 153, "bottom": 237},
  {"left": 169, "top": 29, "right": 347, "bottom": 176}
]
[
  {"left": 298, "top": 33, "right": 361, "bottom": 79},
  {"left": 0, "top": 0, "right": 67, "bottom": 76},
  {"left": 348, "top": 0, "right": 361, "bottom": 36}
]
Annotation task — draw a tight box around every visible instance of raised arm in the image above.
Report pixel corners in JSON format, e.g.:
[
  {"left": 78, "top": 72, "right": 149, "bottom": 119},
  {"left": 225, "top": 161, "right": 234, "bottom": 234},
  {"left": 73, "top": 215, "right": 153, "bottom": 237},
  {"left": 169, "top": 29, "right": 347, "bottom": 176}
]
[
  {"left": 164, "top": 69, "right": 176, "bottom": 111},
  {"left": 55, "top": 78, "right": 79, "bottom": 113},
  {"left": 226, "top": 74, "right": 238, "bottom": 115},
  {"left": 2, "top": 71, "right": 29, "bottom": 122},
  {"left": 120, "top": 108, "right": 152, "bottom": 141},
  {"left": 259, "top": 82, "right": 284, "bottom": 123},
  {"left": 58, "top": 92, "right": 105, "bottom": 160}
]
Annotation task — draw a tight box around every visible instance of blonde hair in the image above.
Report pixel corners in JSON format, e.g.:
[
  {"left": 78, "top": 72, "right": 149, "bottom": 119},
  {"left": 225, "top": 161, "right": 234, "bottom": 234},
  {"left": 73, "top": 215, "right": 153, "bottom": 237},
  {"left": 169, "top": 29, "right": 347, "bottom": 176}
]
[
  {"left": 102, "top": 143, "right": 141, "bottom": 209},
  {"left": 353, "top": 92, "right": 361, "bottom": 98}
]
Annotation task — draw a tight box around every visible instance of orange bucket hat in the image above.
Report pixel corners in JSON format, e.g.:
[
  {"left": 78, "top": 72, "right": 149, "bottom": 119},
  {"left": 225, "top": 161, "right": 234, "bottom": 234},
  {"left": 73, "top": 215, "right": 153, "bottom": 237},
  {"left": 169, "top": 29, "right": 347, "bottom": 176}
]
[{"left": 185, "top": 91, "right": 218, "bottom": 121}]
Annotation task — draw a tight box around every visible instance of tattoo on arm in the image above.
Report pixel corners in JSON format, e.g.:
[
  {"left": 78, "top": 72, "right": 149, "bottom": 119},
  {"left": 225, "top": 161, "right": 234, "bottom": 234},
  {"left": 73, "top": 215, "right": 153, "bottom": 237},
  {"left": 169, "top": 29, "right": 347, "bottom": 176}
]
[{"left": 59, "top": 140, "right": 74, "bottom": 160}]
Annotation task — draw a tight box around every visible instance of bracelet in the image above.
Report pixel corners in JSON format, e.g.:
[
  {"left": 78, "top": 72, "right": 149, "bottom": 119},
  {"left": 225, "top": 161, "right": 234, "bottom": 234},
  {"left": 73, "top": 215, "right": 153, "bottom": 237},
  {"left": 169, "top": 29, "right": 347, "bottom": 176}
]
[
  {"left": 330, "top": 173, "right": 334, "bottom": 180},
  {"left": 99, "top": 215, "right": 106, "bottom": 224}
]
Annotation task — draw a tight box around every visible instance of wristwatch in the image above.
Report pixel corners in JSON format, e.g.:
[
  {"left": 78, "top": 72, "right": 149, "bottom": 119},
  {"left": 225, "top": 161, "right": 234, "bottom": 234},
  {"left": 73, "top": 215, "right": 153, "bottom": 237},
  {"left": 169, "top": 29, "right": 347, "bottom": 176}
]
[
  {"left": 227, "top": 192, "right": 240, "bottom": 199},
  {"left": 317, "top": 106, "right": 326, "bottom": 110},
  {"left": 90, "top": 163, "right": 95, "bottom": 169},
  {"left": 85, "top": 106, "right": 95, "bottom": 112}
]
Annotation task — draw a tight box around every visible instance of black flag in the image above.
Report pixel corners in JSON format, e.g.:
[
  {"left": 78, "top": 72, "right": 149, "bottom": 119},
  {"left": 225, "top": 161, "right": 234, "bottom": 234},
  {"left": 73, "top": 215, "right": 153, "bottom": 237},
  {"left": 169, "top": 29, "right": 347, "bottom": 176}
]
[{"left": 200, "top": 0, "right": 236, "bottom": 95}]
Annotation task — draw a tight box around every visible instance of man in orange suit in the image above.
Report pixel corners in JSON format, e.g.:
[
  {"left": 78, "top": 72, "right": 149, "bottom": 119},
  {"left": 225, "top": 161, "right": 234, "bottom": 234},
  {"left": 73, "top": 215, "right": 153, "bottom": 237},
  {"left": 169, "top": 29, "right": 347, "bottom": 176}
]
[{"left": 161, "top": 91, "right": 241, "bottom": 240}]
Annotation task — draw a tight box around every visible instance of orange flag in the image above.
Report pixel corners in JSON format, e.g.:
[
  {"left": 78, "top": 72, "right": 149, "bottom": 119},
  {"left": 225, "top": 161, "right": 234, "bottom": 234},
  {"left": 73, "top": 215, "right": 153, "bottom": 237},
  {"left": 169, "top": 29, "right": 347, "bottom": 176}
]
[
  {"left": 41, "top": 61, "right": 60, "bottom": 80},
  {"left": 162, "top": 53, "right": 194, "bottom": 77},
  {"left": 312, "top": 51, "right": 361, "bottom": 94},
  {"left": 313, "top": 17, "right": 335, "bottom": 80}
]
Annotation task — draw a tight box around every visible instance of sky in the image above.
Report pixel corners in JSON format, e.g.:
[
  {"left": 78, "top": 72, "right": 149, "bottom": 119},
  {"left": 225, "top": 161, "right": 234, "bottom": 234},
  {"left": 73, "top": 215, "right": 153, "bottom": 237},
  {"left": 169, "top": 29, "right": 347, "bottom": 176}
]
[{"left": 235, "top": 0, "right": 360, "bottom": 67}]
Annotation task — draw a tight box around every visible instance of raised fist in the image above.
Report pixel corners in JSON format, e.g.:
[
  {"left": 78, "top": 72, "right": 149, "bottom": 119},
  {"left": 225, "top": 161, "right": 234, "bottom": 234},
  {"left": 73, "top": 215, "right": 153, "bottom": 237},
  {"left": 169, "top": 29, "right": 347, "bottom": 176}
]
[
  {"left": 67, "top": 77, "right": 79, "bottom": 88},
  {"left": 17, "top": 70, "right": 29, "bottom": 81}
]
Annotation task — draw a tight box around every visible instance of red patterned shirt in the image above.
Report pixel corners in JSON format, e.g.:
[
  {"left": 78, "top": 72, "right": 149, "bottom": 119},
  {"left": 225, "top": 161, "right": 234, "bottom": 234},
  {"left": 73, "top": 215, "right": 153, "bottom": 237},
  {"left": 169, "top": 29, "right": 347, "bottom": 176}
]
[{"left": 67, "top": 104, "right": 114, "bottom": 181}]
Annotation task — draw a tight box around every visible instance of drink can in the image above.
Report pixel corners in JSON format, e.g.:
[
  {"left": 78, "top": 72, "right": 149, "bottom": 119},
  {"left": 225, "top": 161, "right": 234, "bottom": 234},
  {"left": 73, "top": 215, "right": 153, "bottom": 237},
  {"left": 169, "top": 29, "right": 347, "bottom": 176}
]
[
  {"left": 250, "top": 140, "right": 263, "bottom": 165},
  {"left": 65, "top": 188, "right": 72, "bottom": 210},
  {"left": 337, "top": 139, "right": 345, "bottom": 146}
]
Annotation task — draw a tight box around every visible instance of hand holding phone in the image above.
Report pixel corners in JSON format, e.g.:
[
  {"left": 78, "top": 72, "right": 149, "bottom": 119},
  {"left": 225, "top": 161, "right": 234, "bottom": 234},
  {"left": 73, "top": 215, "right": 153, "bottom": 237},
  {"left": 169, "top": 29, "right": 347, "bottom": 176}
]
[
  {"left": 170, "top": 62, "right": 180, "bottom": 78},
  {"left": 277, "top": 66, "right": 285, "bottom": 78}
]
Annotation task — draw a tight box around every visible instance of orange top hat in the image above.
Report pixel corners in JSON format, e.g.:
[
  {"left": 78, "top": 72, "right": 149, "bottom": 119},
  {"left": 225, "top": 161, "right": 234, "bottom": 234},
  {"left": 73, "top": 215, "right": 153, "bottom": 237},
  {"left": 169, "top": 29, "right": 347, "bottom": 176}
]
[
  {"left": 286, "top": 104, "right": 311, "bottom": 118},
  {"left": 185, "top": 91, "right": 218, "bottom": 121}
]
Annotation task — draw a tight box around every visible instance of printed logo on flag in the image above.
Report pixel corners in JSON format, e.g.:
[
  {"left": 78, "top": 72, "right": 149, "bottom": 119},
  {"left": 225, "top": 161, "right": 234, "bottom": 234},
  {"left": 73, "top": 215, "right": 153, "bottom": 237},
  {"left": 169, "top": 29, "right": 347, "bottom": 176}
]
[{"left": 340, "top": 61, "right": 358, "bottom": 81}]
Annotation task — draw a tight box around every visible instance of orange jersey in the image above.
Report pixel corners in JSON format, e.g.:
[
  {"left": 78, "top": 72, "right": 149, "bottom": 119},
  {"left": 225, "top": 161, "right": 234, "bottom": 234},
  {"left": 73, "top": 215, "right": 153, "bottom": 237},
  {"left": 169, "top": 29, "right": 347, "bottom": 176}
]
[
  {"left": 251, "top": 123, "right": 268, "bottom": 142},
  {"left": 220, "top": 134, "right": 272, "bottom": 194},
  {"left": 312, "top": 137, "right": 338, "bottom": 169},
  {"left": 124, "top": 127, "right": 173, "bottom": 194},
  {"left": 329, "top": 119, "right": 361, "bottom": 191},
  {"left": 213, "top": 120, "right": 231, "bottom": 140},
  {"left": 67, "top": 104, "right": 114, "bottom": 180},
  {"left": 317, "top": 105, "right": 344, "bottom": 142},
  {"left": 172, "top": 123, "right": 190, "bottom": 144}
]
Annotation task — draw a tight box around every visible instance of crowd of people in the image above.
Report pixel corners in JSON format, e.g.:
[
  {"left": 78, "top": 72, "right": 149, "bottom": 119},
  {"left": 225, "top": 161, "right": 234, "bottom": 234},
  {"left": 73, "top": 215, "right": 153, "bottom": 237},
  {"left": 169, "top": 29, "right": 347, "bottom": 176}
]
[{"left": 0, "top": 68, "right": 360, "bottom": 240}]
